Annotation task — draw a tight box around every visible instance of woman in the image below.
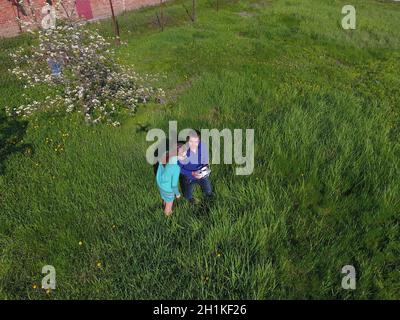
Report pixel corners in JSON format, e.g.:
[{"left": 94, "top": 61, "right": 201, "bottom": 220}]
[{"left": 156, "top": 143, "right": 187, "bottom": 216}]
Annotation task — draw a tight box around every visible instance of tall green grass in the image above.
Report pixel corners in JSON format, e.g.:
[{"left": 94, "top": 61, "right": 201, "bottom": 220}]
[{"left": 0, "top": 0, "right": 399, "bottom": 299}]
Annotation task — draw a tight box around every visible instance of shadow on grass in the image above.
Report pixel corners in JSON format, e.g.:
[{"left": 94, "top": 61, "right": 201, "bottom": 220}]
[
  {"left": 193, "top": 194, "right": 216, "bottom": 216},
  {"left": 174, "top": 192, "right": 216, "bottom": 217},
  {"left": 0, "top": 111, "right": 32, "bottom": 175}
]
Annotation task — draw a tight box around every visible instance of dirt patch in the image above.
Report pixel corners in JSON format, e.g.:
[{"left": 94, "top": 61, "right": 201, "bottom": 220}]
[
  {"left": 166, "top": 76, "right": 199, "bottom": 103},
  {"left": 236, "top": 11, "right": 258, "bottom": 17},
  {"left": 249, "top": 0, "right": 272, "bottom": 8}
]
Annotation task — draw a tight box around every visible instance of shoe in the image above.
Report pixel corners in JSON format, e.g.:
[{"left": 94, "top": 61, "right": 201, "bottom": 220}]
[
  {"left": 188, "top": 198, "right": 198, "bottom": 205},
  {"left": 204, "top": 194, "right": 214, "bottom": 202}
]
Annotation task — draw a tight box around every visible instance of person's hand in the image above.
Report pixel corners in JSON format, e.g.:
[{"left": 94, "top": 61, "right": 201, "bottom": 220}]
[{"left": 192, "top": 171, "right": 202, "bottom": 179}]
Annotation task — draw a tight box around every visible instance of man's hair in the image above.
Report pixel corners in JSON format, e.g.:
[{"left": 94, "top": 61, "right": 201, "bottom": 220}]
[{"left": 186, "top": 129, "right": 201, "bottom": 142}]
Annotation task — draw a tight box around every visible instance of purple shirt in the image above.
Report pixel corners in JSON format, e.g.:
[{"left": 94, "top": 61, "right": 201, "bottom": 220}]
[{"left": 178, "top": 141, "right": 209, "bottom": 181}]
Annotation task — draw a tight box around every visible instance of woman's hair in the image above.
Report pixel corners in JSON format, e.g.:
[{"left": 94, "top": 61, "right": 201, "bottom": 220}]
[{"left": 160, "top": 142, "right": 185, "bottom": 165}]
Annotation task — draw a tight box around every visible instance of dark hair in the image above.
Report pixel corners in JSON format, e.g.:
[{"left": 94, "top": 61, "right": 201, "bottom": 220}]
[
  {"left": 186, "top": 129, "right": 201, "bottom": 142},
  {"left": 161, "top": 142, "right": 185, "bottom": 165}
]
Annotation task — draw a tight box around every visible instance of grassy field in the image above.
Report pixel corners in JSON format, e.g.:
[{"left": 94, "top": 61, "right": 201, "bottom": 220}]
[{"left": 0, "top": 0, "right": 399, "bottom": 299}]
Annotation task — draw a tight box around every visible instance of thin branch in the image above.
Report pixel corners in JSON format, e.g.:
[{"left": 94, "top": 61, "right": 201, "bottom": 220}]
[
  {"left": 155, "top": 12, "right": 162, "bottom": 31},
  {"left": 182, "top": 4, "right": 194, "bottom": 22},
  {"left": 108, "top": 0, "right": 121, "bottom": 45},
  {"left": 160, "top": 0, "right": 164, "bottom": 31}
]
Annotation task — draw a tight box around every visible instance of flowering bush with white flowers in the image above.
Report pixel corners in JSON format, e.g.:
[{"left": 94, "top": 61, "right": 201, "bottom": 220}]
[{"left": 7, "top": 23, "right": 165, "bottom": 125}]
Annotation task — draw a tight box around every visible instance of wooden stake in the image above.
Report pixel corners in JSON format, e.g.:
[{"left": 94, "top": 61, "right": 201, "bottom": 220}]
[
  {"left": 155, "top": 12, "right": 162, "bottom": 31},
  {"left": 108, "top": 0, "right": 121, "bottom": 45},
  {"left": 192, "top": 0, "right": 196, "bottom": 22},
  {"left": 160, "top": 0, "right": 164, "bottom": 31},
  {"left": 183, "top": 4, "right": 194, "bottom": 22}
]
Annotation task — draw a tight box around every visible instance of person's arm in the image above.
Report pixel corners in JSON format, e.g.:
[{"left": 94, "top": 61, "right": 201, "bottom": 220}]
[
  {"left": 200, "top": 141, "right": 209, "bottom": 166},
  {"left": 171, "top": 167, "right": 181, "bottom": 197},
  {"left": 178, "top": 160, "right": 193, "bottom": 177}
]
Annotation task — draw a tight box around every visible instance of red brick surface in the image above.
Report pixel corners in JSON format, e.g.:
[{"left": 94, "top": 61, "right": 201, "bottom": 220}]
[{"left": 0, "top": 0, "right": 162, "bottom": 38}]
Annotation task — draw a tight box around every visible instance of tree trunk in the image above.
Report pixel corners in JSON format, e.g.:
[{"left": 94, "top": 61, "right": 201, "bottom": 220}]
[
  {"left": 192, "top": 0, "right": 196, "bottom": 22},
  {"left": 108, "top": 0, "right": 121, "bottom": 45},
  {"left": 160, "top": 0, "right": 164, "bottom": 31}
]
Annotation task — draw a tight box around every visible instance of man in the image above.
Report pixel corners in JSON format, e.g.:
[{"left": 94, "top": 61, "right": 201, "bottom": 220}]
[{"left": 178, "top": 130, "right": 212, "bottom": 203}]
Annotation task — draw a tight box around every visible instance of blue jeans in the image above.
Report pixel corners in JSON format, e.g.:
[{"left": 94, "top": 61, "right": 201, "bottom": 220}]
[
  {"left": 48, "top": 59, "right": 61, "bottom": 76},
  {"left": 180, "top": 175, "right": 212, "bottom": 200}
]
